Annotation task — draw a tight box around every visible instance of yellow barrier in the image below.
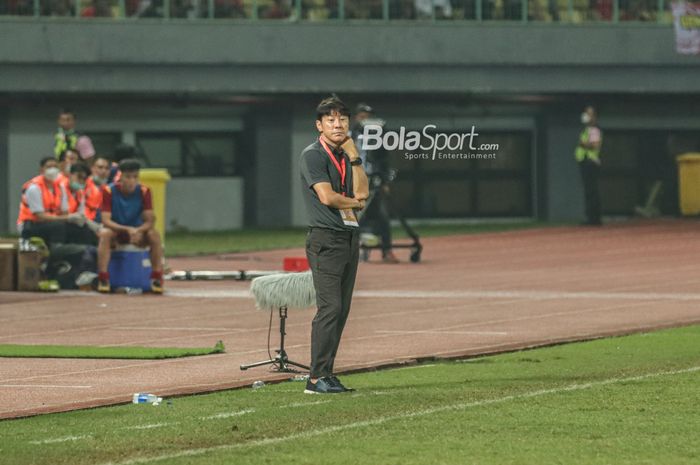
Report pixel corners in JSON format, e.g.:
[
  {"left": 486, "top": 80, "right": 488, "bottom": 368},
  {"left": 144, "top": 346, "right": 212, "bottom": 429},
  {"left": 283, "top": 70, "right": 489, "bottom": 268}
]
[
  {"left": 139, "top": 169, "right": 171, "bottom": 242},
  {"left": 677, "top": 153, "right": 700, "bottom": 216}
]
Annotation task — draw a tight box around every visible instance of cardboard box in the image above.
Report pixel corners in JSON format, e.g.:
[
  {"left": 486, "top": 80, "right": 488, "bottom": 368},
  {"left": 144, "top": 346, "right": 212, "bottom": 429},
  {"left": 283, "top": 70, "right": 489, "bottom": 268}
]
[
  {"left": 17, "top": 251, "right": 44, "bottom": 292},
  {"left": 0, "top": 243, "right": 17, "bottom": 291}
]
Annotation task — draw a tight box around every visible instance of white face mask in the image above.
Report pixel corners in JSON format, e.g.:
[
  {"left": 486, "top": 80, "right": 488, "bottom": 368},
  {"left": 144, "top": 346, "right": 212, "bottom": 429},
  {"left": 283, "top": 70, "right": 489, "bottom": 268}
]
[
  {"left": 92, "top": 176, "right": 107, "bottom": 186},
  {"left": 581, "top": 113, "right": 591, "bottom": 125},
  {"left": 63, "top": 163, "right": 72, "bottom": 174},
  {"left": 44, "top": 167, "right": 60, "bottom": 182}
]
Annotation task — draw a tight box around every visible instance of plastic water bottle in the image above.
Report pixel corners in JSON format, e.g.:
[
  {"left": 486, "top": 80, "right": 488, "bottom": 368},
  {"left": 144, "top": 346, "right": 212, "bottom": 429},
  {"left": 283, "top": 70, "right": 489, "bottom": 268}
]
[
  {"left": 290, "top": 375, "right": 309, "bottom": 382},
  {"left": 251, "top": 381, "right": 265, "bottom": 390},
  {"left": 125, "top": 287, "right": 143, "bottom": 295},
  {"left": 132, "top": 393, "right": 163, "bottom": 405}
]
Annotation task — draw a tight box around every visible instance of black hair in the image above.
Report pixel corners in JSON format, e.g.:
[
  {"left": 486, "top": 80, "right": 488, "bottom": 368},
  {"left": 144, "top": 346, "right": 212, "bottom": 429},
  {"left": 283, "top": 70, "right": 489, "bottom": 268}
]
[
  {"left": 316, "top": 94, "right": 351, "bottom": 121},
  {"left": 58, "top": 149, "right": 78, "bottom": 163},
  {"left": 93, "top": 155, "right": 111, "bottom": 164},
  {"left": 113, "top": 143, "right": 141, "bottom": 162},
  {"left": 119, "top": 158, "right": 141, "bottom": 173},
  {"left": 40, "top": 156, "right": 56, "bottom": 168},
  {"left": 58, "top": 108, "right": 75, "bottom": 118},
  {"left": 355, "top": 102, "right": 374, "bottom": 114},
  {"left": 70, "top": 162, "right": 90, "bottom": 177}
]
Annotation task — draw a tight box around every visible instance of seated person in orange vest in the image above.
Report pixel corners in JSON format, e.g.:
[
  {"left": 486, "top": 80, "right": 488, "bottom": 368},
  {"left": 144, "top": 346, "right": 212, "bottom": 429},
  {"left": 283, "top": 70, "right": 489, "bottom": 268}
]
[
  {"left": 57, "top": 149, "right": 79, "bottom": 191},
  {"left": 84, "top": 155, "right": 110, "bottom": 223},
  {"left": 64, "top": 162, "right": 99, "bottom": 246},
  {"left": 97, "top": 159, "right": 164, "bottom": 294},
  {"left": 17, "top": 157, "right": 83, "bottom": 247}
]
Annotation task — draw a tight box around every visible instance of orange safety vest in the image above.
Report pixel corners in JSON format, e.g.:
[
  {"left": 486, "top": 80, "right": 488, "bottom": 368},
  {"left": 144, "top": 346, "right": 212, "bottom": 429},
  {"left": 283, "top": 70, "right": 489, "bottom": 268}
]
[
  {"left": 83, "top": 177, "right": 102, "bottom": 221},
  {"left": 66, "top": 186, "right": 84, "bottom": 214},
  {"left": 17, "top": 175, "right": 63, "bottom": 225},
  {"left": 57, "top": 172, "right": 70, "bottom": 191}
]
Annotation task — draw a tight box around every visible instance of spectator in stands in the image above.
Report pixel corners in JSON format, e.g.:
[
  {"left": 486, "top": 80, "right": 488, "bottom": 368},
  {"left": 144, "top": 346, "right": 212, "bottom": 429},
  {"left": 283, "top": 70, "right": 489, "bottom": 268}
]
[
  {"left": 97, "top": 159, "right": 164, "bottom": 294},
  {"left": 134, "top": 0, "right": 165, "bottom": 17},
  {"left": 126, "top": 0, "right": 142, "bottom": 15},
  {"left": 575, "top": 105, "right": 603, "bottom": 226},
  {"left": 1, "top": 1, "right": 33, "bottom": 15},
  {"left": 595, "top": 0, "right": 613, "bottom": 20},
  {"left": 415, "top": 0, "right": 453, "bottom": 18},
  {"left": 43, "top": 0, "right": 73, "bottom": 16},
  {"left": 263, "top": 0, "right": 291, "bottom": 19},
  {"left": 215, "top": 0, "right": 246, "bottom": 18},
  {"left": 80, "top": 0, "right": 114, "bottom": 17},
  {"left": 391, "top": 0, "right": 415, "bottom": 18},
  {"left": 171, "top": 0, "right": 204, "bottom": 18},
  {"left": 547, "top": 0, "right": 560, "bottom": 21},
  {"left": 17, "top": 157, "right": 81, "bottom": 246},
  {"left": 622, "top": 0, "right": 654, "bottom": 21},
  {"left": 346, "top": 0, "right": 384, "bottom": 19},
  {"left": 54, "top": 109, "right": 79, "bottom": 158}
]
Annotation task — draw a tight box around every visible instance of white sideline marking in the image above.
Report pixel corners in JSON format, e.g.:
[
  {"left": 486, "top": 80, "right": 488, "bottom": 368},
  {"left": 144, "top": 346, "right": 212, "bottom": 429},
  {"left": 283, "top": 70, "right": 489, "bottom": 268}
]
[
  {"left": 200, "top": 409, "right": 255, "bottom": 420},
  {"left": 279, "top": 400, "right": 332, "bottom": 409},
  {"left": 29, "top": 435, "right": 90, "bottom": 445},
  {"left": 376, "top": 330, "right": 509, "bottom": 336},
  {"left": 114, "top": 326, "right": 241, "bottom": 332},
  {"left": 124, "top": 423, "right": 173, "bottom": 431},
  {"left": 351, "top": 391, "right": 391, "bottom": 398},
  {"left": 155, "top": 288, "right": 700, "bottom": 302},
  {"left": 0, "top": 384, "right": 92, "bottom": 389},
  {"left": 398, "top": 364, "right": 437, "bottom": 370},
  {"left": 100, "top": 365, "right": 700, "bottom": 465},
  {"left": 364, "top": 289, "right": 700, "bottom": 301},
  {"left": 165, "top": 289, "right": 251, "bottom": 299}
]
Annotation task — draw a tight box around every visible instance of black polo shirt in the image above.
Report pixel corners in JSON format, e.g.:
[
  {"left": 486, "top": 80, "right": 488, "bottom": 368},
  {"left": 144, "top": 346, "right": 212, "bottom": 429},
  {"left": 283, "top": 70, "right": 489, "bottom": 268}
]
[{"left": 300, "top": 138, "right": 356, "bottom": 231}]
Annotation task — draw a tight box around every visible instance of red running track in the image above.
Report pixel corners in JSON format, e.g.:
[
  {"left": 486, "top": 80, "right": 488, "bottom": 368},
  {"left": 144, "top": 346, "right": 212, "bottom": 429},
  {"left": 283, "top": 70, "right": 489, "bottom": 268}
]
[{"left": 1, "top": 219, "right": 699, "bottom": 419}]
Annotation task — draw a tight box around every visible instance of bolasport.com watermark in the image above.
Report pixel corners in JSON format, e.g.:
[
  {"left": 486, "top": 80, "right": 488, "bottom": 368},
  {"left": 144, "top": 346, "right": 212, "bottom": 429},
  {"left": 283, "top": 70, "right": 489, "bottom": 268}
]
[{"left": 360, "top": 124, "right": 498, "bottom": 160}]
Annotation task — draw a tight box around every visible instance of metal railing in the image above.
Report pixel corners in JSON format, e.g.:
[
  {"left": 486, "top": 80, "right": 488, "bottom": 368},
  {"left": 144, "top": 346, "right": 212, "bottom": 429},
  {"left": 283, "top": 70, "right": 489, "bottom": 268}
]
[{"left": 0, "top": 0, "right": 673, "bottom": 24}]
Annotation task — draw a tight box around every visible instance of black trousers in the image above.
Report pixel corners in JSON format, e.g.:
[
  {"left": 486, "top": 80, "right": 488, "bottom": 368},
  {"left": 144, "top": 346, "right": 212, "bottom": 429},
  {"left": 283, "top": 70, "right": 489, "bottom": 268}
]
[
  {"left": 306, "top": 227, "right": 359, "bottom": 379},
  {"left": 579, "top": 159, "right": 602, "bottom": 224},
  {"left": 21, "top": 221, "right": 66, "bottom": 247},
  {"left": 65, "top": 223, "right": 98, "bottom": 246},
  {"left": 22, "top": 221, "right": 96, "bottom": 247}
]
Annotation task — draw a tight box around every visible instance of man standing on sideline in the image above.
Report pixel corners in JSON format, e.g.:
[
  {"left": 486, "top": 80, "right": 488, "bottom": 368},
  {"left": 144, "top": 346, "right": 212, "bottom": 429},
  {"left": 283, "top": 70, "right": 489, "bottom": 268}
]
[
  {"left": 300, "top": 96, "right": 369, "bottom": 394},
  {"left": 576, "top": 106, "right": 603, "bottom": 226}
]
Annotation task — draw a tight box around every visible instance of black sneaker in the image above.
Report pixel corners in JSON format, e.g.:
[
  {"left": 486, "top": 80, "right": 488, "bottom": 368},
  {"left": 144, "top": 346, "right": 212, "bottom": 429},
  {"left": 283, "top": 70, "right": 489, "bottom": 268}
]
[
  {"left": 304, "top": 377, "right": 344, "bottom": 394},
  {"left": 329, "top": 376, "right": 355, "bottom": 392}
]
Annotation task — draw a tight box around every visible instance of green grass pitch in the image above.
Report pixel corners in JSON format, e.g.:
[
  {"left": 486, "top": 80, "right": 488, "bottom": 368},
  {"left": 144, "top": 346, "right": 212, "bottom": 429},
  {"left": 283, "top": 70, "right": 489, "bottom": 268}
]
[
  {"left": 0, "top": 341, "right": 225, "bottom": 359},
  {"left": 2, "top": 325, "right": 699, "bottom": 465}
]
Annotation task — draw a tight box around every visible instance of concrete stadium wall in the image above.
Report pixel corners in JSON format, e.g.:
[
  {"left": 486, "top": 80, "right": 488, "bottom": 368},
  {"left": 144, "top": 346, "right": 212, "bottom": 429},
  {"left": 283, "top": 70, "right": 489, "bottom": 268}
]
[
  {"left": 0, "top": 20, "right": 698, "bottom": 94},
  {"left": 166, "top": 177, "right": 244, "bottom": 232}
]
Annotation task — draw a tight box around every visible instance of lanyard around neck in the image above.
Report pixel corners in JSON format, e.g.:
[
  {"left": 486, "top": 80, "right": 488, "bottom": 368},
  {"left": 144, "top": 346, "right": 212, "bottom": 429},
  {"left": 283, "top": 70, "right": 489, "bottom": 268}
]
[{"left": 319, "top": 137, "right": 347, "bottom": 196}]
